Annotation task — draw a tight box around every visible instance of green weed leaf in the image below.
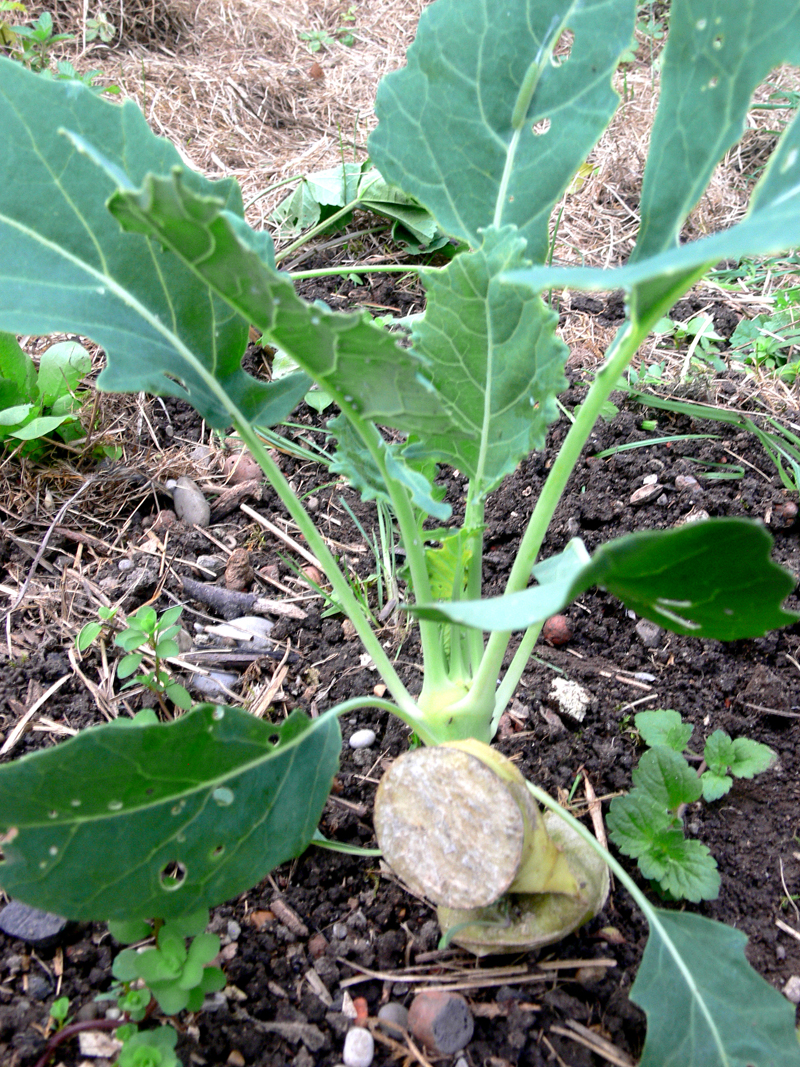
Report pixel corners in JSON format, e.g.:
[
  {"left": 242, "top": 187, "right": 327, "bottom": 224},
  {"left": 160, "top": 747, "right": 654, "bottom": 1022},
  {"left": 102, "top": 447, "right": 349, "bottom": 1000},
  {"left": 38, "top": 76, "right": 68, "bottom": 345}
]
[
  {"left": 633, "top": 909, "right": 800, "bottom": 1066},
  {"left": 635, "top": 709, "right": 693, "bottom": 752},
  {"left": 0, "top": 58, "right": 306, "bottom": 431},
  {"left": 700, "top": 771, "right": 732, "bottom": 803},
  {"left": 633, "top": 747, "right": 702, "bottom": 810},
  {"left": 37, "top": 341, "right": 91, "bottom": 407},
  {"left": 368, "top": 0, "right": 634, "bottom": 259},
  {"left": 411, "top": 519, "right": 797, "bottom": 639},
  {"left": 0, "top": 705, "right": 340, "bottom": 920}
]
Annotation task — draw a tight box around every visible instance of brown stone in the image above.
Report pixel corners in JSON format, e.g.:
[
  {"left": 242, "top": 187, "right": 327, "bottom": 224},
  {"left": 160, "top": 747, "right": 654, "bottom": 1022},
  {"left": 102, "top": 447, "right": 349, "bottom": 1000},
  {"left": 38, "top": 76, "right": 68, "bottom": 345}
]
[{"left": 225, "top": 548, "right": 254, "bottom": 591}]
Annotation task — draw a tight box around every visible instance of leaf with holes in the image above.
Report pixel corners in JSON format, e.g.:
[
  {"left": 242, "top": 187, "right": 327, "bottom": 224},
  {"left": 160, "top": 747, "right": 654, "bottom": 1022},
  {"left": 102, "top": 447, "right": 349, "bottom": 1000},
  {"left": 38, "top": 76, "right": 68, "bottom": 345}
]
[
  {"left": 0, "top": 56, "right": 308, "bottom": 430},
  {"left": 0, "top": 705, "right": 340, "bottom": 921}
]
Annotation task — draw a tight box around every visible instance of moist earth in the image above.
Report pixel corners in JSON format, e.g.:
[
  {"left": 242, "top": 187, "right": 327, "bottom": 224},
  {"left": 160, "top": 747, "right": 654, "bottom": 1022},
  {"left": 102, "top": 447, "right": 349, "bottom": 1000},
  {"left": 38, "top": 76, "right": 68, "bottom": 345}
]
[{"left": 1, "top": 291, "right": 799, "bottom": 1065}]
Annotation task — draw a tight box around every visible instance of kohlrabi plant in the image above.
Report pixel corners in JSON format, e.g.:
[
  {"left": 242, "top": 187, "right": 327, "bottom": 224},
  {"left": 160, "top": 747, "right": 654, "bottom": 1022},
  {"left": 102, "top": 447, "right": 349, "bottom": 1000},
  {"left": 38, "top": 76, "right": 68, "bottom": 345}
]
[
  {"left": 607, "top": 709, "right": 776, "bottom": 902},
  {"left": 1, "top": 0, "right": 800, "bottom": 1063}
]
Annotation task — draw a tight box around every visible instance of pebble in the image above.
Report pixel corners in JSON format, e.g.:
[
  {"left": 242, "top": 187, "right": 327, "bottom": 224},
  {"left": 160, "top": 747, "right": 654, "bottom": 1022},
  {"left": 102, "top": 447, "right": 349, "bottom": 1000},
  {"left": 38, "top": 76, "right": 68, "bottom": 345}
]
[
  {"left": 332, "top": 922, "right": 349, "bottom": 940},
  {"left": 630, "top": 483, "right": 662, "bottom": 505},
  {"left": 192, "top": 670, "right": 238, "bottom": 700},
  {"left": 223, "top": 449, "right": 262, "bottom": 485},
  {"left": 78, "top": 1031, "right": 123, "bottom": 1057},
  {"left": 408, "top": 990, "right": 474, "bottom": 1054},
  {"left": 308, "top": 932, "right": 329, "bottom": 959},
  {"left": 0, "top": 901, "right": 69, "bottom": 947},
  {"left": 549, "top": 678, "right": 591, "bottom": 724},
  {"left": 169, "top": 475, "right": 211, "bottom": 527},
  {"left": 227, "top": 920, "right": 241, "bottom": 941},
  {"left": 377, "top": 1001, "right": 409, "bottom": 1037},
  {"left": 196, "top": 554, "right": 225, "bottom": 575},
  {"left": 635, "top": 618, "right": 663, "bottom": 648},
  {"left": 349, "top": 729, "right": 376, "bottom": 749},
  {"left": 783, "top": 976, "right": 800, "bottom": 1004},
  {"left": 117, "top": 558, "right": 134, "bottom": 572},
  {"left": 343, "top": 1026, "right": 374, "bottom": 1067},
  {"left": 27, "top": 974, "right": 52, "bottom": 1000},
  {"left": 542, "top": 614, "right": 572, "bottom": 646},
  {"left": 675, "top": 474, "right": 701, "bottom": 492},
  {"left": 205, "top": 616, "right": 274, "bottom": 648}
]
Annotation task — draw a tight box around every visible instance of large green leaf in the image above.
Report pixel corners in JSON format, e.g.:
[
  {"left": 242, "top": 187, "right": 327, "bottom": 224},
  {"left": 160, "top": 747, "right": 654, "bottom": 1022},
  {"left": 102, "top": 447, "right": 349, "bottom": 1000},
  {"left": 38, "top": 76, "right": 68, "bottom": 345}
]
[
  {"left": 368, "top": 0, "right": 634, "bottom": 259},
  {"left": 407, "top": 226, "right": 568, "bottom": 496},
  {"left": 634, "top": 909, "right": 800, "bottom": 1066},
  {"left": 67, "top": 149, "right": 461, "bottom": 440},
  {"left": 0, "top": 57, "right": 307, "bottom": 429},
  {"left": 411, "top": 518, "right": 798, "bottom": 638},
  {"left": 505, "top": 0, "right": 800, "bottom": 326},
  {"left": 0, "top": 705, "right": 340, "bottom": 921}
]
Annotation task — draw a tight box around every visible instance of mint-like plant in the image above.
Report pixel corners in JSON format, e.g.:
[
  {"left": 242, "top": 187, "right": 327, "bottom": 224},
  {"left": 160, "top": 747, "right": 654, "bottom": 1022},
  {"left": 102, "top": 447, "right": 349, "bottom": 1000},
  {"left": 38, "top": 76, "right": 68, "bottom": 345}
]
[
  {"left": 2, "top": 0, "right": 800, "bottom": 1062},
  {"left": 607, "top": 710, "right": 776, "bottom": 902}
]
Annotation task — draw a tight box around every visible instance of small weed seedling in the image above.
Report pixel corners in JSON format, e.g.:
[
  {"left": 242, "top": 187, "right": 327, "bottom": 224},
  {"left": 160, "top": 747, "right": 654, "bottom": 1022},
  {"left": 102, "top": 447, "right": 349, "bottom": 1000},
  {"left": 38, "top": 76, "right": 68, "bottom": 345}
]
[
  {"left": 607, "top": 709, "right": 776, "bottom": 901},
  {"left": 7, "top": 9, "right": 72, "bottom": 71},
  {"left": 47, "top": 995, "right": 71, "bottom": 1033},
  {"left": 3, "top": 1, "right": 800, "bottom": 1062},
  {"left": 84, "top": 9, "right": 115, "bottom": 44}
]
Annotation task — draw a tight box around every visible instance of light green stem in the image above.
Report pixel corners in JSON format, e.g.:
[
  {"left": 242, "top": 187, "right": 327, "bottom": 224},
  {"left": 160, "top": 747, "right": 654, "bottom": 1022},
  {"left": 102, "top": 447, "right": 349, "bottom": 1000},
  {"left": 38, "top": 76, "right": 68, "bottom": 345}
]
[
  {"left": 471, "top": 318, "right": 647, "bottom": 707},
  {"left": 290, "top": 265, "right": 418, "bottom": 281},
  {"left": 275, "top": 199, "right": 361, "bottom": 264},
  {"left": 491, "top": 619, "right": 543, "bottom": 732},
  {"left": 233, "top": 420, "right": 421, "bottom": 721}
]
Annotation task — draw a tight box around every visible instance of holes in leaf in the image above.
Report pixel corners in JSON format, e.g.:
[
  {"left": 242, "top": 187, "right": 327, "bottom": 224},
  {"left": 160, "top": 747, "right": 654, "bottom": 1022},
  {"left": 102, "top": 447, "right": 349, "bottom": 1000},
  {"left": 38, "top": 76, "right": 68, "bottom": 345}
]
[
  {"left": 108, "top": 800, "right": 123, "bottom": 811},
  {"left": 712, "top": 34, "right": 723, "bottom": 49},
  {"left": 210, "top": 844, "right": 225, "bottom": 860},
  {"left": 48, "top": 810, "right": 58, "bottom": 819},
  {"left": 159, "top": 860, "right": 187, "bottom": 891},
  {"left": 145, "top": 788, "right": 154, "bottom": 796},
  {"left": 70, "top": 799, "right": 81, "bottom": 808},
  {"left": 268, "top": 733, "right": 280, "bottom": 746},
  {"left": 532, "top": 118, "right": 551, "bottom": 136},
  {"left": 48, "top": 845, "right": 58, "bottom": 856},
  {"left": 212, "top": 707, "right": 225, "bottom": 721},
  {"left": 551, "top": 28, "right": 573, "bottom": 66},
  {"left": 212, "top": 787, "right": 234, "bottom": 807},
  {"left": 708, "top": 76, "right": 718, "bottom": 88},
  {"left": 171, "top": 800, "right": 186, "bottom": 816},
  {"left": 695, "top": 18, "right": 707, "bottom": 30}
]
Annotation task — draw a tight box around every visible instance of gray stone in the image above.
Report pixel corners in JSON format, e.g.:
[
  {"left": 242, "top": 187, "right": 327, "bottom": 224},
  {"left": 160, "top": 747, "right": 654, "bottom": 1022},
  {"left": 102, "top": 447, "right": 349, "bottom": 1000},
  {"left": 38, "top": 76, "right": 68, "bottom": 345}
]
[
  {"left": 635, "top": 618, "right": 663, "bottom": 648},
  {"left": 349, "top": 729, "right": 376, "bottom": 750},
  {"left": 196, "top": 554, "right": 224, "bottom": 575},
  {"left": 630, "top": 483, "right": 662, "bottom": 506},
  {"left": 169, "top": 476, "right": 211, "bottom": 527},
  {"left": 192, "top": 671, "right": 238, "bottom": 699},
  {"left": 377, "top": 1001, "right": 409, "bottom": 1037},
  {"left": 0, "top": 901, "right": 69, "bottom": 947}
]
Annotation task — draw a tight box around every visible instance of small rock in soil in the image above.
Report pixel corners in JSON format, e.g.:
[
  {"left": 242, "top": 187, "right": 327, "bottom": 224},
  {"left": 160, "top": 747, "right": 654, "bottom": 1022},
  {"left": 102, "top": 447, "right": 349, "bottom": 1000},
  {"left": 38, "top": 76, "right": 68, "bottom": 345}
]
[
  {"left": 206, "top": 616, "right": 273, "bottom": 648},
  {"left": 635, "top": 618, "right": 663, "bottom": 648},
  {"left": 117, "top": 558, "right": 133, "bottom": 572},
  {"left": 630, "top": 483, "right": 662, "bottom": 505},
  {"left": 542, "top": 614, "right": 573, "bottom": 646},
  {"left": 408, "top": 990, "right": 474, "bottom": 1054},
  {"left": 549, "top": 677, "right": 591, "bottom": 724},
  {"left": 343, "top": 1026, "right": 374, "bottom": 1067},
  {"left": 782, "top": 976, "right": 800, "bottom": 1003},
  {"left": 349, "top": 728, "right": 376, "bottom": 749},
  {"left": 676, "top": 504, "right": 710, "bottom": 525},
  {"left": 169, "top": 476, "right": 211, "bottom": 527},
  {"left": 196, "top": 554, "right": 225, "bottom": 575},
  {"left": 0, "top": 901, "right": 69, "bottom": 947},
  {"left": 675, "top": 474, "right": 701, "bottom": 492},
  {"left": 26, "top": 973, "right": 51, "bottom": 1000},
  {"left": 78, "top": 1030, "right": 122, "bottom": 1057},
  {"left": 192, "top": 670, "right": 238, "bottom": 700},
  {"left": 225, "top": 548, "right": 254, "bottom": 591},
  {"left": 308, "top": 932, "right": 329, "bottom": 959},
  {"left": 377, "top": 1001, "right": 409, "bottom": 1036},
  {"left": 223, "top": 448, "right": 262, "bottom": 485}
]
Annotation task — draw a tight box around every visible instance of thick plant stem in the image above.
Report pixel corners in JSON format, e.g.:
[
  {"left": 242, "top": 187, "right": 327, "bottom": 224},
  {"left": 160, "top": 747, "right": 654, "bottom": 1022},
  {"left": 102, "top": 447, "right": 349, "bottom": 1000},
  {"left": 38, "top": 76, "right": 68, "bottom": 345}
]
[
  {"left": 491, "top": 619, "right": 543, "bottom": 734},
  {"left": 470, "top": 319, "right": 647, "bottom": 709},
  {"left": 233, "top": 421, "right": 422, "bottom": 722}
]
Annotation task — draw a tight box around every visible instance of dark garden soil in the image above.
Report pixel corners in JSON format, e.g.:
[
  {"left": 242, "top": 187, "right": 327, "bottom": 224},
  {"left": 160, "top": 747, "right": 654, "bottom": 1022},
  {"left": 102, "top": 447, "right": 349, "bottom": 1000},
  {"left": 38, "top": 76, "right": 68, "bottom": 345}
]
[{"left": 2, "top": 278, "right": 800, "bottom": 1067}]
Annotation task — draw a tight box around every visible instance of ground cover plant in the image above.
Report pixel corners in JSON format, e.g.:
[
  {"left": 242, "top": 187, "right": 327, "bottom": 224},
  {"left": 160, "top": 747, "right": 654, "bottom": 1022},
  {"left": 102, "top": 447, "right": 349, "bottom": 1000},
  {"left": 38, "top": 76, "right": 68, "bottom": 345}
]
[{"left": 1, "top": 0, "right": 800, "bottom": 1063}]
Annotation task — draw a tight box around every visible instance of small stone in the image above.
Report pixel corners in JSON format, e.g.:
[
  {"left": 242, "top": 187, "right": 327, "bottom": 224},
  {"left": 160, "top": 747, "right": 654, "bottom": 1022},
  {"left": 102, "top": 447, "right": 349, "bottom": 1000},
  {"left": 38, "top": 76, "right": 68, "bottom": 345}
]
[
  {"left": 675, "top": 474, "right": 700, "bottom": 492},
  {"left": 0, "top": 901, "right": 69, "bottom": 947},
  {"left": 783, "top": 976, "right": 800, "bottom": 1004},
  {"left": 630, "top": 483, "right": 662, "bottom": 505},
  {"left": 542, "top": 614, "right": 573, "bottom": 646},
  {"left": 227, "top": 920, "right": 241, "bottom": 941},
  {"left": 549, "top": 678, "right": 591, "bottom": 724},
  {"left": 642, "top": 473, "right": 659, "bottom": 485},
  {"left": 170, "top": 476, "right": 211, "bottom": 527},
  {"left": 349, "top": 729, "right": 376, "bottom": 750},
  {"left": 78, "top": 1030, "right": 123, "bottom": 1057},
  {"left": 332, "top": 922, "right": 349, "bottom": 940},
  {"left": 676, "top": 505, "right": 710, "bottom": 525},
  {"left": 226, "top": 1052, "right": 246, "bottom": 1067},
  {"left": 308, "top": 932, "right": 329, "bottom": 959},
  {"left": 225, "top": 548, "right": 254, "bottom": 592},
  {"left": 150, "top": 508, "right": 177, "bottom": 532},
  {"left": 196, "top": 554, "right": 225, "bottom": 575},
  {"left": 192, "top": 670, "right": 238, "bottom": 700},
  {"left": 455, "top": 1059, "right": 469, "bottom": 1067},
  {"left": 117, "top": 558, "right": 134, "bottom": 572},
  {"left": 206, "top": 616, "right": 274, "bottom": 648},
  {"left": 408, "top": 990, "right": 474, "bottom": 1054},
  {"left": 223, "top": 449, "right": 262, "bottom": 485},
  {"left": 635, "top": 618, "right": 662, "bottom": 648},
  {"left": 27, "top": 974, "right": 52, "bottom": 1000},
  {"left": 377, "top": 1001, "right": 409, "bottom": 1037},
  {"left": 307, "top": 496, "right": 320, "bottom": 513},
  {"left": 770, "top": 500, "right": 798, "bottom": 528},
  {"left": 341, "top": 619, "right": 357, "bottom": 640},
  {"left": 343, "top": 1026, "right": 374, "bottom": 1067},
  {"left": 190, "top": 443, "right": 216, "bottom": 471},
  {"left": 76, "top": 1001, "right": 101, "bottom": 1022}
]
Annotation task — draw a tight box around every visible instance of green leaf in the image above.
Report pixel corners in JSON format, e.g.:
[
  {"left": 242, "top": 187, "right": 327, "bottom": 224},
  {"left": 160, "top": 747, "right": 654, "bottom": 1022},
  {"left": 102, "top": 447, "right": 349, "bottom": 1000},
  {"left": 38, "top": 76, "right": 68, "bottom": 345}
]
[
  {"left": 154, "top": 638, "right": 179, "bottom": 658},
  {"left": 633, "top": 908, "right": 800, "bottom": 1066},
  {"left": 271, "top": 162, "right": 363, "bottom": 233},
  {"left": 0, "top": 705, "right": 340, "bottom": 920},
  {"left": 76, "top": 621, "right": 103, "bottom": 652},
  {"left": 0, "top": 332, "right": 36, "bottom": 401},
  {"left": 633, "top": 747, "right": 702, "bottom": 810},
  {"left": 118, "top": 1026, "right": 179, "bottom": 1067},
  {"left": 368, "top": 0, "right": 634, "bottom": 259},
  {"left": 0, "top": 58, "right": 306, "bottom": 431},
  {"left": 116, "top": 652, "right": 144, "bottom": 678},
  {"left": 108, "top": 918, "right": 152, "bottom": 944},
  {"left": 635, "top": 709, "right": 693, "bottom": 753},
  {"left": 408, "top": 226, "right": 568, "bottom": 496},
  {"left": 703, "top": 729, "right": 737, "bottom": 777},
  {"left": 411, "top": 519, "right": 798, "bottom": 640},
  {"left": 638, "top": 834, "right": 720, "bottom": 902},
  {"left": 728, "top": 736, "right": 777, "bottom": 778},
  {"left": 700, "top": 770, "right": 732, "bottom": 803},
  {"left": 37, "top": 341, "right": 91, "bottom": 407}
]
